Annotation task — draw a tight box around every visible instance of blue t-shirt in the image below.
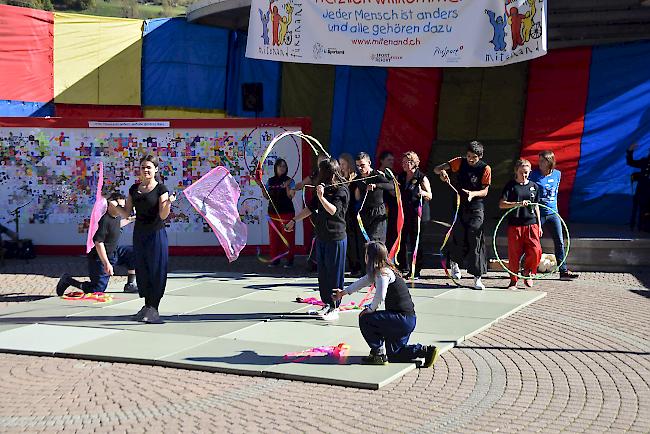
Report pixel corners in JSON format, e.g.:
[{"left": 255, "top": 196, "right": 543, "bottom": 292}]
[{"left": 530, "top": 169, "right": 561, "bottom": 216}]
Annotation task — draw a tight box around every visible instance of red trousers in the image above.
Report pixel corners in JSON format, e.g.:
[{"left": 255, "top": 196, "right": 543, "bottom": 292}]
[
  {"left": 269, "top": 212, "right": 295, "bottom": 263},
  {"left": 507, "top": 224, "right": 542, "bottom": 282}
]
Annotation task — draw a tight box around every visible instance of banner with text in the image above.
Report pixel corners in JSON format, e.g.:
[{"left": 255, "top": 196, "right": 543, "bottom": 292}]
[{"left": 246, "top": 0, "right": 546, "bottom": 67}]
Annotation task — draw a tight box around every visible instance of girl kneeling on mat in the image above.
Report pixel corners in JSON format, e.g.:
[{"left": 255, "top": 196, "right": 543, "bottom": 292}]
[{"left": 333, "top": 241, "right": 439, "bottom": 367}]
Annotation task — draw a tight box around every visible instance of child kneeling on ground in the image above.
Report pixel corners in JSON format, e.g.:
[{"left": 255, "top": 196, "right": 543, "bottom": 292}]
[{"left": 333, "top": 241, "right": 440, "bottom": 367}]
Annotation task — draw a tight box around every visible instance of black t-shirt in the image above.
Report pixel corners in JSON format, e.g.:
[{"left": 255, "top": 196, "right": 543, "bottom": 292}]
[
  {"left": 351, "top": 170, "right": 394, "bottom": 212},
  {"left": 129, "top": 182, "right": 169, "bottom": 233},
  {"left": 90, "top": 213, "right": 121, "bottom": 258},
  {"left": 457, "top": 159, "right": 490, "bottom": 210},
  {"left": 307, "top": 185, "right": 349, "bottom": 242},
  {"left": 501, "top": 180, "right": 540, "bottom": 226},
  {"left": 385, "top": 275, "right": 415, "bottom": 315},
  {"left": 398, "top": 168, "right": 427, "bottom": 213},
  {"left": 266, "top": 175, "right": 295, "bottom": 214}
]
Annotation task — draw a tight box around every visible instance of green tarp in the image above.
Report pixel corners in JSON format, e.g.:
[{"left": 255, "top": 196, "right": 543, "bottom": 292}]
[{"left": 280, "top": 63, "right": 336, "bottom": 152}]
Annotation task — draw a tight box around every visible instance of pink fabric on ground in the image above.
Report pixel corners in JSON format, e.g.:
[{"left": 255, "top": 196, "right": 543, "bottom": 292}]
[
  {"left": 86, "top": 162, "right": 107, "bottom": 254},
  {"left": 183, "top": 166, "right": 247, "bottom": 262}
]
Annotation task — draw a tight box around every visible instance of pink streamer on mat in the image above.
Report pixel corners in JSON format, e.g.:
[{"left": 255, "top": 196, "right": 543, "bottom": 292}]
[
  {"left": 295, "top": 297, "right": 363, "bottom": 311},
  {"left": 86, "top": 162, "right": 107, "bottom": 254},
  {"left": 283, "top": 343, "right": 350, "bottom": 363},
  {"left": 183, "top": 166, "right": 248, "bottom": 262}
]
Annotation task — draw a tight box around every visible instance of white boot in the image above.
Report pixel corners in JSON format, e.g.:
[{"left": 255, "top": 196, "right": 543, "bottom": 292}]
[
  {"left": 450, "top": 261, "right": 461, "bottom": 280},
  {"left": 473, "top": 276, "right": 486, "bottom": 290}
]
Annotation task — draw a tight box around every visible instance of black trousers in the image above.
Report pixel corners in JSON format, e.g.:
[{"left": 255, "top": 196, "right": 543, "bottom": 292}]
[
  {"left": 397, "top": 208, "right": 423, "bottom": 274},
  {"left": 133, "top": 228, "right": 168, "bottom": 309},
  {"left": 447, "top": 206, "right": 487, "bottom": 277},
  {"left": 385, "top": 206, "right": 398, "bottom": 254},
  {"left": 358, "top": 205, "right": 387, "bottom": 270}
]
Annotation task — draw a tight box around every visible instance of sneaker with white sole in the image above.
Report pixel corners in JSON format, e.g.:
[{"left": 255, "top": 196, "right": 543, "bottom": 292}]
[
  {"left": 450, "top": 261, "right": 461, "bottom": 280},
  {"left": 321, "top": 308, "right": 339, "bottom": 321},
  {"left": 473, "top": 276, "right": 486, "bottom": 290}
]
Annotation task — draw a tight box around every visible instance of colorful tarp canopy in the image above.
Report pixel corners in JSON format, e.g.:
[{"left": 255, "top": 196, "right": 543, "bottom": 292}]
[
  {"left": 142, "top": 18, "right": 229, "bottom": 110},
  {"left": 329, "top": 66, "right": 387, "bottom": 159},
  {"left": 0, "top": 5, "right": 53, "bottom": 103},
  {"left": 54, "top": 12, "right": 142, "bottom": 105},
  {"left": 571, "top": 41, "right": 650, "bottom": 224},
  {"left": 226, "top": 31, "right": 281, "bottom": 118}
]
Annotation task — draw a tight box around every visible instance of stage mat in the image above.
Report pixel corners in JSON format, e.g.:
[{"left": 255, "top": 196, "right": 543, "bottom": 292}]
[{"left": 0, "top": 272, "right": 545, "bottom": 389}]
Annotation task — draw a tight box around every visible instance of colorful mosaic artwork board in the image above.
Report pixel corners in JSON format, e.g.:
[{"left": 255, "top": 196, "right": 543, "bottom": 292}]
[{"left": 0, "top": 124, "right": 306, "bottom": 247}]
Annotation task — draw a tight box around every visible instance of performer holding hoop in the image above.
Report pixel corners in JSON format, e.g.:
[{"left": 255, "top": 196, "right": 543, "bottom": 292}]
[
  {"left": 530, "top": 150, "right": 579, "bottom": 280},
  {"left": 285, "top": 158, "right": 349, "bottom": 321},
  {"left": 397, "top": 151, "right": 432, "bottom": 279},
  {"left": 499, "top": 159, "right": 542, "bottom": 289},
  {"left": 434, "top": 141, "right": 491, "bottom": 290}
]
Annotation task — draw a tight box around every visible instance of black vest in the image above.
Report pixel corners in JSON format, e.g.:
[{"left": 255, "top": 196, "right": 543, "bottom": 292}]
[
  {"left": 399, "top": 168, "right": 426, "bottom": 212},
  {"left": 457, "top": 159, "right": 488, "bottom": 209},
  {"left": 267, "top": 175, "right": 295, "bottom": 214},
  {"left": 384, "top": 275, "right": 415, "bottom": 315}
]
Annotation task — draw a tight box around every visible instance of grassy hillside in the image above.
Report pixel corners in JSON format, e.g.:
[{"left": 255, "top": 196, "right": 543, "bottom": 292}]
[{"left": 70, "top": 1, "right": 186, "bottom": 19}]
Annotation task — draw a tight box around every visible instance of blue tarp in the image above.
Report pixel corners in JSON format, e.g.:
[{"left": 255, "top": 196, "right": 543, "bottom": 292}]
[
  {"left": 0, "top": 100, "right": 54, "bottom": 117},
  {"left": 329, "top": 66, "right": 387, "bottom": 159},
  {"left": 142, "top": 18, "right": 229, "bottom": 109},
  {"left": 225, "top": 31, "right": 281, "bottom": 118},
  {"left": 571, "top": 41, "right": 650, "bottom": 224}
]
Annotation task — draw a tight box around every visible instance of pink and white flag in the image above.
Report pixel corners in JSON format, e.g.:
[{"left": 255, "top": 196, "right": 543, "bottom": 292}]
[
  {"left": 86, "top": 162, "right": 107, "bottom": 254},
  {"left": 183, "top": 166, "right": 247, "bottom": 262}
]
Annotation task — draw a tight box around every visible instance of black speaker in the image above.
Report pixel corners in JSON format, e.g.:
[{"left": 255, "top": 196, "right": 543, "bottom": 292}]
[{"left": 242, "top": 82, "right": 264, "bottom": 112}]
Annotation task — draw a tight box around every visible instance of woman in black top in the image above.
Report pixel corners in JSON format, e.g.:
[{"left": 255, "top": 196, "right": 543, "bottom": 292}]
[
  {"left": 334, "top": 241, "right": 439, "bottom": 367},
  {"left": 396, "top": 151, "right": 432, "bottom": 279},
  {"left": 285, "top": 158, "right": 349, "bottom": 321},
  {"left": 339, "top": 152, "right": 362, "bottom": 276},
  {"left": 263, "top": 158, "right": 296, "bottom": 267},
  {"left": 378, "top": 151, "right": 398, "bottom": 256},
  {"left": 111, "top": 154, "right": 174, "bottom": 324}
]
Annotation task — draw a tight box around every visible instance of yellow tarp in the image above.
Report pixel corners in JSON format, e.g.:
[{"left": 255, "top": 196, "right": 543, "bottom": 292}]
[
  {"left": 54, "top": 12, "right": 143, "bottom": 105},
  {"left": 143, "top": 107, "right": 227, "bottom": 119}
]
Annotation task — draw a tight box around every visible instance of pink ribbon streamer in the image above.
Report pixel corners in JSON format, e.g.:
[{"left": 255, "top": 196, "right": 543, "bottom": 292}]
[
  {"left": 183, "top": 166, "right": 248, "bottom": 262},
  {"left": 86, "top": 162, "right": 107, "bottom": 254},
  {"left": 283, "top": 343, "right": 350, "bottom": 363},
  {"left": 295, "top": 296, "right": 362, "bottom": 311}
]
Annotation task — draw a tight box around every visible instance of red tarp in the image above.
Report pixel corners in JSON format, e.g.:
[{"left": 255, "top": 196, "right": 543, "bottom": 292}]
[
  {"left": 376, "top": 68, "right": 442, "bottom": 166},
  {"left": 520, "top": 47, "right": 592, "bottom": 218},
  {"left": 55, "top": 103, "right": 143, "bottom": 118},
  {"left": 0, "top": 5, "right": 53, "bottom": 102}
]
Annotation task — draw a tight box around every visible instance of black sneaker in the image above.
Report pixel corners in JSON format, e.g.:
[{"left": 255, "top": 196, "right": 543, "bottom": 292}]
[
  {"left": 361, "top": 353, "right": 388, "bottom": 365},
  {"left": 142, "top": 307, "right": 164, "bottom": 324},
  {"left": 422, "top": 345, "right": 440, "bottom": 368},
  {"left": 123, "top": 282, "right": 138, "bottom": 293},
  {"left": 560, "top": 271, "right": 579, "bottom": 280},
  {"left": 56, "top": 274, "right": 72, "bottom": 296}
]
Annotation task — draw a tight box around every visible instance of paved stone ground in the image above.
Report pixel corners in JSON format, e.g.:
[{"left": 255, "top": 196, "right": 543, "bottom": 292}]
[{"left": 0, "top": 255, "right": 649, "bottom": 433}]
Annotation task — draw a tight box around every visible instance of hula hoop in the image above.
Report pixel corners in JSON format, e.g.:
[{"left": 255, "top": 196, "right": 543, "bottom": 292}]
[{"left": 492, "top": 203, "right": 571, "bottom": 279}]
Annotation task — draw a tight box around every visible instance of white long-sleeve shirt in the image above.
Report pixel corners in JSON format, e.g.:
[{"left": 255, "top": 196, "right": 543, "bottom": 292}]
[{"left": 344, "top": 268, "right": 396, "bottom": 312}]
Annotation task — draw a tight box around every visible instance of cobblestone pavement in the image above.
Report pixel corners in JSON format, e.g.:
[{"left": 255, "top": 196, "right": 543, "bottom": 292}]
[{"left": 0, "top": 256, "right": 649, "bottom": 433}]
